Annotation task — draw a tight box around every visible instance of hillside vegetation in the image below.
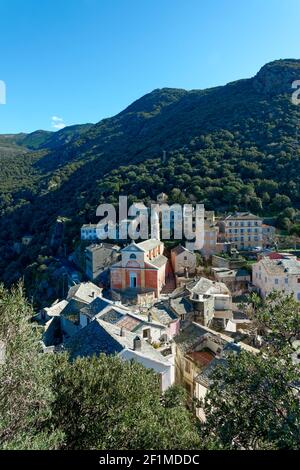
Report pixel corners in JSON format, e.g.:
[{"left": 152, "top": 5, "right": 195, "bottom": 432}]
[{"left": 0, "top": 59, "right": 300, "bottom": 299}]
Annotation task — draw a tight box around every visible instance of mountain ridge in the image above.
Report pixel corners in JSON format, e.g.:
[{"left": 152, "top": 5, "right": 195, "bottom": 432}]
[
  {"left": 0, "top": 58, "right": 300, "bottom": 301},
  {"left": 5, "top": 58, "right": 300, "bottom": 154}
]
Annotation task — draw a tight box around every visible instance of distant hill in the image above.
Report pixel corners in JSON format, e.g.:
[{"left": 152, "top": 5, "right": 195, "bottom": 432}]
[{"left": 0, "top": 58, "right": 300, "bottom": 297}]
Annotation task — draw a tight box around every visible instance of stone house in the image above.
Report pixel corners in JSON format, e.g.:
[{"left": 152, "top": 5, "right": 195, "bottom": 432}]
[
  {"left": 171, "top": 245, "right": 197, "bottom": 276},
  {"left": 187, "top": 278, "right": 232, "bottom": 327},
  {"left": 174, "top": 322, "right": 258, "bottom": 420},
  {"left": 262, "top": 224, "right": 276, "bottom": 247},
  {"left": 85, "top": 243, "right": 121, "bottom": 282}
]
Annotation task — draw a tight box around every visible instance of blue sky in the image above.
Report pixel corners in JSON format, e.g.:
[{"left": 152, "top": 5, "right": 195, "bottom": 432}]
[{"left": 0, "top": 0, "right": 299, "bottom": 134}]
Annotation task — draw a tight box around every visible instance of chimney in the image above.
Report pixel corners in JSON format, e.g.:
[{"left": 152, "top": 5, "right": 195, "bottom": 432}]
[
  {"left": 133, "top": 336, "right": 142, "bottom": 351},
  {"left": 120, "top": 327, "right": 124, "bottom": 337}
]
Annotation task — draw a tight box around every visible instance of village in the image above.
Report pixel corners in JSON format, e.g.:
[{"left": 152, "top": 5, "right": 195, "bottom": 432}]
[{"left": 32, "top": 192, "right": 300, "bottom": 421}]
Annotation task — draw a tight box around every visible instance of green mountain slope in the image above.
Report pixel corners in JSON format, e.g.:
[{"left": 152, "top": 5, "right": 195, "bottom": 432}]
[{"left": 0, "top": 58, "right": 300, "bottom": 299}]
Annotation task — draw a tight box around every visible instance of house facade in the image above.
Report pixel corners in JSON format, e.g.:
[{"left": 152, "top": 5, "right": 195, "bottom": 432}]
[
  {"left": 81, "top": 224, "right": 98, "bottom": 241},
  {"left": 262, "top": 224, "right": 276, "bottom": 247},
  {"left": 174, "top": 322, "right": 258, "bottom": 420},
  {"left": 171, "top": 245, "right": 197, "bottom": 275},
  {"left": 187, "top": 278, "right": 232, "bottom": 327},
  {"left": 252, "top": 254, "right": 300, "bottom": 301},
  {"left": 220, "top": 212, "right": 263, "bottom": 250},
  {"left": 85, "top": 243, "right": 120, "bottom": 281}
]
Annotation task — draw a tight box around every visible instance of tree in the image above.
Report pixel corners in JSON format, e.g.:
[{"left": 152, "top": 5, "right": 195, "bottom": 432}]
[
  {"left": 271, "top": 194, "right": 292, "bottom": 212},
  {"left": 0, "top": 283, "right": 201, "bottom": 451},
  {"left": 0, "top": 283, "right": 63, "bottom": 450},
  {"left": 50, "top": 354, "right": 201, "bottom": 450},
  {"left": 251, "top": 292, "right": 300, "bottom": 354},
  {"left": 201, "top": 293, "right": 300, "bottom": 450},
  {"left": 202, "top": 352, "right": 299, "bottom": 450}
]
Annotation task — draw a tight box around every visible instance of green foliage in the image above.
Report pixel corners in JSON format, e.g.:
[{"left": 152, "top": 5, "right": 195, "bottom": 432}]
[
  {"left": 51, "top": 354, "right": 201, "bottom": 450},
  {"left": 202, "top": 352, "right": 299, "bottom": 450},
  {"left": 0, "top": 284, "right": 200, "bottom": 450},
  {"left": 0, "top": 283, "right": 63, "bottom": 449},
  {"left": 252, "top": 292, "right": 300, "bottom": 354},
  {"left": 1, "top": 60, "right": 300, "bottom": 302},
  {"left": 201, "top": 292, "right": 300, "bottom": 450}
]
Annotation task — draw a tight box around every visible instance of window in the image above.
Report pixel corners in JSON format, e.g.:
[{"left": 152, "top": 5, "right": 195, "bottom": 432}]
[
  {"left": 143, "top": 328, "right": 151, "bottom": 339},
  {"left": 275, "top": 278, "right": 279, "bottom": 285},
  {"left": 130, "top": 253, "right": 137, "bottom": 259},
  {"left": 185, "top": 360, "right": 191, "bottom": 374},
  {"left": 285, "top": 278, "right": 288, "bottom": 284},
  {"left": 298, "top": 293, "right": 300, "bottom": 301},
  {"left": 298, "top": 278, "right": 300, "bottom": 284},
  {"left": 184, "top": 256, "right": 187, "bottom": 261},
  {"left": 184, "top": 381, "right": 192, "bottom": 396}
]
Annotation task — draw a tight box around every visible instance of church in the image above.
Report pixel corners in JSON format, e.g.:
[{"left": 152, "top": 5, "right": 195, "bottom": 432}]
[
  {"left": 110, "top": 238, "right": 168, "bottom": 298},
  {"left": 110, "top": 215, "right": 168, "bottom": 297}
]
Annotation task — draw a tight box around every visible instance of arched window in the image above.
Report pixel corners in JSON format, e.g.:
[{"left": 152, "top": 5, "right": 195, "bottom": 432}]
[{"left": 130, "top": 253, "right": 137, "bottom": 259}]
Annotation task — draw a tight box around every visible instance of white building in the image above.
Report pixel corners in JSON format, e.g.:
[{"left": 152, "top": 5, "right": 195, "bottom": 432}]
[
  {"left": 252, "top": 254, "right": 300, "bottom": 301},
  {"left": 220, "top": 212, "right": 263, "bottom": 250},
  {"left": 81, "top": 224, "right": 98, "bottom": 241},
  {"left": 64, "top": 318, "right": 174, "bottom": 392}
]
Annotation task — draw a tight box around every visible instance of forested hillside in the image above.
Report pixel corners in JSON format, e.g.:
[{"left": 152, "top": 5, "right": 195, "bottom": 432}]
[{"left": 0, "top": 59, "right": 300, "bottom": 301}]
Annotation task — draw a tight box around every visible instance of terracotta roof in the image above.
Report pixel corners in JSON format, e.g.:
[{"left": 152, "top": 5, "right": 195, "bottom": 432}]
[
  {"left": 137, "top": 239, "right": 162, "bottom": 251},
  {"left": 116, "top": 315, "right": 141, "bottom": 332},
  {"left": 171, "top": 245, "right": 192, "bottom": 255},
  {"left": 187, "top": 350, "right": 215, "bottom": 367},
  {"left": 148, "top": 254, "right": 168, "bottom": 268}
]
